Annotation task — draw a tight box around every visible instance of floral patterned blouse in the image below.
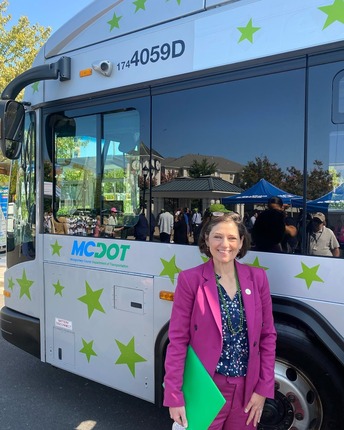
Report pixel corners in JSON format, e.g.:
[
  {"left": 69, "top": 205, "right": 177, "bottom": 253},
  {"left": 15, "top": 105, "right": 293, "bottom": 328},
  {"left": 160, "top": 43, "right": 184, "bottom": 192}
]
[{"left": 216, "top": 282, "right": 249, "bottom": 377}]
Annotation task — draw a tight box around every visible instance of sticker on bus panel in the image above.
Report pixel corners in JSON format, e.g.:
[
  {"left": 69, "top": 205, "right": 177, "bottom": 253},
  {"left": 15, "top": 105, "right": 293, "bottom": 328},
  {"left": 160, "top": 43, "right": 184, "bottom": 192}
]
[{"left": 55, "top": 317, "right": 73, "bottom": 331}]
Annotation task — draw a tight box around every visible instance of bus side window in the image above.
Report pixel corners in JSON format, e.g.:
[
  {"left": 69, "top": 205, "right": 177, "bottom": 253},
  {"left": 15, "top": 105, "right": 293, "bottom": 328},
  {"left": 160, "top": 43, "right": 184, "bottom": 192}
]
[{"left": 332, "top": 70, "right": 344, "bottom": 124}]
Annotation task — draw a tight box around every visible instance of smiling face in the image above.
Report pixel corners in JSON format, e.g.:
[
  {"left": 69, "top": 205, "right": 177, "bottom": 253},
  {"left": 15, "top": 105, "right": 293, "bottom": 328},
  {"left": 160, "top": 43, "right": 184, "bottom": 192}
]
[{"left": 206, "top": 220, "right": 244, "bottom": 269}]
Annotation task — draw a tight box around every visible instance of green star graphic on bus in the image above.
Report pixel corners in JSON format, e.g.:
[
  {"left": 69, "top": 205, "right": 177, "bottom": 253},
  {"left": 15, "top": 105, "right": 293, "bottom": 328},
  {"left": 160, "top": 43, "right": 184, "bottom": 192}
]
[
  {"left": 295, "top": 262, "right": 324, "bottom": 289},
  {"left": 32, "top": 82, "right": 39, "bottom": 93},
  {"left": 237, "top": 18, "right": 261, "bottom": 43},
  {"left": 108, "top": 13, "right": 122, "bottom": 31},
  {"left": 51, "top": 240, "right": 62, "bottom": 256},
  {"left": 78, "top": 281, "right": 105, "bottom": 318},
  {"left": 8, "top": 277, "right": 15, "bottom": 290},
  {"left": 319, "top": 0, "right": 344, "bottom": 29},
  {"left": 160, "top": 255, "right": 182, "bottom": 284},
  {"left": 17, "top": 270, "right": 34, "bottom": 300},
  {"left": 80, "top": 338, "right": 97, "bottom": 362},
  {"left": 166, "top": 0, "right": 182, "bottom": 4},
  {"left": 133, "top": 0, "right": 146, "bottom": 12},
  {"left": 115, "top": 337, "right": 147, "bottom": 377},
  {"left": 246, "top": 256, "right": 268, "bottom": 271},
  {"left": 53, "top": 280, "right": 64, "bottom": 296}
]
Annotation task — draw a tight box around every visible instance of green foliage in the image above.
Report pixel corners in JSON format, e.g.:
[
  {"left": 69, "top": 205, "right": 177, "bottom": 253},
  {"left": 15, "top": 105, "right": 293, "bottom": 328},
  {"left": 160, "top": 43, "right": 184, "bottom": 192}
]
[
  {"left": 307, "top": 160, "right": 334, "bottom": 200},
  {"left": 0, "top": 173, "right": 9, "bottom": 187},
  {"left": 0, "top": 2, "right": 48, "bottom": 187},
  {"left": 240, "top": 156, "right": 334, "bottom": 200},
  {"left": 240, "top": 156, "right": 284, "bottom": 189},
  {"left": 283, "top": 166, "right": 303, "bottom": 196},
  {"left": 0, "top": 1, "right": 51, "bottom": 99},
  {"left": 103, "top": 168, "right": 126, "bottom": 193},
  {"left": 56, "top": 207, "right": 71, "bottom": 216},
  {"left": 189, "top": 158, "right": 217, "bottom": 178},
  {"left": 62, "top": 169, "right": 85, "bottom": 182},
  {"left": 56, "top": 137, "right": 79, "bottom": 162}
]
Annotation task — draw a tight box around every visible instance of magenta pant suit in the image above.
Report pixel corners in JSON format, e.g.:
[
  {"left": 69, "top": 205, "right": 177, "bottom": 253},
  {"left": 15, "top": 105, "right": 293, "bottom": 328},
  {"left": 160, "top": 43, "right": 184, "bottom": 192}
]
[{"left": 163, "top": 258, "right": 277, "bottom": 426}]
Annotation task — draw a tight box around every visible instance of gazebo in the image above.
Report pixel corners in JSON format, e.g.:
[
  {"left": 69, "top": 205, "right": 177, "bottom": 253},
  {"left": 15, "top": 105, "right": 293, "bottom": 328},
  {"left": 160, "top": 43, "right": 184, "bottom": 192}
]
[{"left": 151, "top": 176, "right": 243, "bottom": 214}]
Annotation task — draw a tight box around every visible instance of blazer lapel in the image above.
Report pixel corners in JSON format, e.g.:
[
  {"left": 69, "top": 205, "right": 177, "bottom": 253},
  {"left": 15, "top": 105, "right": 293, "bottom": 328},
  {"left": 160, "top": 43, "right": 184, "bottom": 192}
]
[
  {"left": 235, "top": 262, "right": 255, "bottom": 345},
  {"left": 202, "top": 260, "right": 222, "bottom": 335}
]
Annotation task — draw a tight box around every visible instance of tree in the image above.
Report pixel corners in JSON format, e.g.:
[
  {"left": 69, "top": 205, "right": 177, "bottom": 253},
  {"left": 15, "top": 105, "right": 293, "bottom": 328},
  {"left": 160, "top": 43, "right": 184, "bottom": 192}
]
[
  {"left": 239, "top": 156, "right": 285, "bottom": 189},
  {"left": 240, "top": 156, "right": 335, "bottom": 200},
  {"left": 0, "top": 1, "right": 51, "bottom": 98},
  {"left": 284, "top": 161, "right": 335, "bottom": 199},
  {"left": 189, "top": 158, "right": 217, "bottom": 178},
  {"left": 0, "top": 1, "right": 51, "bottom": 186},
  {"left": 283, "top": 166, "right": 304, "bottom": 196},
  {"left": 307, "top": 160, "right": 333, "bottom": 200}
]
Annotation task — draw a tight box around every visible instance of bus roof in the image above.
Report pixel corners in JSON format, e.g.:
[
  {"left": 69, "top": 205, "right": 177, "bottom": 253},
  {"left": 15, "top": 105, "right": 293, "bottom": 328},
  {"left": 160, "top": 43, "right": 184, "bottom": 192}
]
[
  {"left": 43, "top": 0, "right": 207, "bottom": 59},
  {"left": 27, "top": 0, "right": 344, "bottom": 104}
]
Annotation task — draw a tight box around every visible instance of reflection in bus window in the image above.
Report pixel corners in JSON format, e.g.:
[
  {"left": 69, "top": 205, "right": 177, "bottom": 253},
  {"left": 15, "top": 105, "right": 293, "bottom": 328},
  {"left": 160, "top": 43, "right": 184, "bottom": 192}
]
[
  {"left": 44, "top": 64, "right": 344, "bottom": 257},
  {"left": 152, "top": 69, "right": 306, "bottom": 252},
  {"left": 49, "top": 110, "right": 143, "bottom": 240},
  {"left": 7, "top": 112, "right": 36, "bottom": 267},
  {"left": 307, "top": 63, "right": 344, "bottom": 258}
]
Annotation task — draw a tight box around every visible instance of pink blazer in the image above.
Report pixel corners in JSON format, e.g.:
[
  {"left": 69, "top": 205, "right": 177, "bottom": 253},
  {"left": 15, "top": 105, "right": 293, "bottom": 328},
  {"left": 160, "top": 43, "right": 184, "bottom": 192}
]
[{"left": 163, "top": 258, "right": 276, "bottom": 408}]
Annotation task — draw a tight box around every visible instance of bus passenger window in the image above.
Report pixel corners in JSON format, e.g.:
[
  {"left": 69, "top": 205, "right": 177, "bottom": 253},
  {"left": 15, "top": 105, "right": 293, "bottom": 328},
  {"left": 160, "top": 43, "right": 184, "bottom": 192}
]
[
  {"left": 49, "top": 109, "right": 146, "bottom": 240},
  {"left": 332, "top": 70, "right": 344, "bottom": 124}
]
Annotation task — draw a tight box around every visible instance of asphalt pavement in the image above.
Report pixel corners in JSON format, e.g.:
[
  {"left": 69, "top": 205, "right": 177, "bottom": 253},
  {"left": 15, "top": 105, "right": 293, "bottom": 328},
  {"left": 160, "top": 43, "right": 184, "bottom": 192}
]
[
  {"left": 0, "top": 333, "right": 172, "bottom": 429},
  {"left": 0, "top": 255, "right": 172, "bottom": 429}
]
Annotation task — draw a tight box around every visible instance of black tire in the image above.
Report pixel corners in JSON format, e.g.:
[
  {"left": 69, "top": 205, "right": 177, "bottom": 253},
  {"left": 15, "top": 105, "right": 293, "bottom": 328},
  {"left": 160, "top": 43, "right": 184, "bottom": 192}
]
[{"left": 259, "top": 323, "right": 344, "bottom": 430}]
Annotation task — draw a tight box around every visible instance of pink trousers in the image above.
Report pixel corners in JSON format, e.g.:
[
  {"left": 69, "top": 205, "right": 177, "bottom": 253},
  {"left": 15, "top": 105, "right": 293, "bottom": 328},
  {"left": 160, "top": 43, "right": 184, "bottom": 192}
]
[{"left": 209, "top": 373, "right": 256, "bottom": 430}]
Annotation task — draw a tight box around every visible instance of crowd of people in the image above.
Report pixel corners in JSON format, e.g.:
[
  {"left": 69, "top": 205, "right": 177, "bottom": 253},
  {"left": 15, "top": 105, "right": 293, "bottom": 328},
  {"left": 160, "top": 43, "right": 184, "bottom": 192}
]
[
  {"left": 155, "top": 199, "right": 341, "bottom": 258},
  {"left": 244, "top": 197, "right": 340, "bottom": 257},
  {"left": 153, "top": 197, "right": 341, "bottom": 256},
  {"left": 157, "top": 207, "right": 203, "bottom": 245},
  {"left": 44, "top": 199, "right": 342, "bottom": 256}
]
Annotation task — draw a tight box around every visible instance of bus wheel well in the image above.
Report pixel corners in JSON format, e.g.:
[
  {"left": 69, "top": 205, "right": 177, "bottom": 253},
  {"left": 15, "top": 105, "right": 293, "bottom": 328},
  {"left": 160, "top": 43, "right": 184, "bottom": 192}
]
[
  {"left": 273, "top": 312, "right": 344, "bottom": 370},
  {"left": 262, "top": 322, "right": 344, "bottom": 429},
  {"left": 273, "top": 296, "right": 344, "bottom": 369}
]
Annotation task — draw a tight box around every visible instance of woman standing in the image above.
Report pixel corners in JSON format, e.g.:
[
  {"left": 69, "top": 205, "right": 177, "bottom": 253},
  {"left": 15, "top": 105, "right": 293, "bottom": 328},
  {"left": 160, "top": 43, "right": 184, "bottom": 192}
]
[
  {"left": 173, "top": 212, "right": 189, "bottom": 245},
  {"left": 164, "top": 212, "right": 276, "bottom": 429}
]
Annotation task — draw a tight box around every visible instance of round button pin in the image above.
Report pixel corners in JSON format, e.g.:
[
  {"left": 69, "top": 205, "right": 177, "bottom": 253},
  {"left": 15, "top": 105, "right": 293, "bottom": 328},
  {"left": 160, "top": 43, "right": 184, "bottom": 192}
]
[{"left": 245, "top": 288, "right": 251, "bottom": 295}]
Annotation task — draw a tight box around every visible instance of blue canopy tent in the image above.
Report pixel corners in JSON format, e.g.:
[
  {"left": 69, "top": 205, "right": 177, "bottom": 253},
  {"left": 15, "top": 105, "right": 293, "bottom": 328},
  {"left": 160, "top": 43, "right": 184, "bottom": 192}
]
[
  {"left": 222, "top": 178, "right": 302, "bottom": 205},
  {"left": 292, "top": 183, "right": 344, "bottom": 212}
]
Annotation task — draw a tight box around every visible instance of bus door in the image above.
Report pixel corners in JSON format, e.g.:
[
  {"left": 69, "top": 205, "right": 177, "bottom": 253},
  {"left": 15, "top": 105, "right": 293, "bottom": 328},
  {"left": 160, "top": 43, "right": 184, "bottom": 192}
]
[{"left": 42, "top": 98, "right": 157, "bottom": 401}]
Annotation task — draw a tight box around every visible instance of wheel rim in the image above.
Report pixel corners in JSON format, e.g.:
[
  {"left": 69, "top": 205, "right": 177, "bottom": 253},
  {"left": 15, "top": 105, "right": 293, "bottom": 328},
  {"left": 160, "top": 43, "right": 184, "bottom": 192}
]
[{"left": 259, "top": 358, "right": 323, "bottom": 430}]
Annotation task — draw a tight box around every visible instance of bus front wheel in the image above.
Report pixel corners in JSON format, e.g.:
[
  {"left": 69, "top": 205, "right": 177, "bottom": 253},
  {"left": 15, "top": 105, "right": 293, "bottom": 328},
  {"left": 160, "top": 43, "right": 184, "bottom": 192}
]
[{"left": 259, "top": 323, "right": 344, "bottom": 430}]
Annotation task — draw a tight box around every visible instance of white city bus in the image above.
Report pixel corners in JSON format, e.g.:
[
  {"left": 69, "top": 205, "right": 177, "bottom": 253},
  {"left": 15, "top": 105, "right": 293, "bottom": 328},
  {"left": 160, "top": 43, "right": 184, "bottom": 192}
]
[{"left": 1, "top": 1, "right": 344, "bottom": 428}]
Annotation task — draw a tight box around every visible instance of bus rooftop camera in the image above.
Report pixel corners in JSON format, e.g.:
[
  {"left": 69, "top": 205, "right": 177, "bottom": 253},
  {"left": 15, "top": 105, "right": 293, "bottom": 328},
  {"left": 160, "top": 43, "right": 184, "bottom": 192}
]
[{"left": 92, "top": 60, "right": 113, "bottom": 77}]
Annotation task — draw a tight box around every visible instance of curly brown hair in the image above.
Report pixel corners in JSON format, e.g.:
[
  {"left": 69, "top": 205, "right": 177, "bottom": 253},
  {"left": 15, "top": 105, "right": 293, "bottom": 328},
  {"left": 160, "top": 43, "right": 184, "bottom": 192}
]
[{"left": 198, "top": 212, "right": 251, "bottom": 259}]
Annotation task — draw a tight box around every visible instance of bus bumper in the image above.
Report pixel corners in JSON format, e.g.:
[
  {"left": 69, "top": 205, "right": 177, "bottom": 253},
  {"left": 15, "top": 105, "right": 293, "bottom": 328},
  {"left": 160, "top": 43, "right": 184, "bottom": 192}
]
[{"left": 0, "top": 306, "right": 40, "bottom": 358}]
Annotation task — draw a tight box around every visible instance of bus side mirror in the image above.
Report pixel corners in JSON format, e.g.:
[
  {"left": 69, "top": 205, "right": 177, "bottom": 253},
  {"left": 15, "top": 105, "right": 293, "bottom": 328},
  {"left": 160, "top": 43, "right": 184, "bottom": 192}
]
[{"left": 0, "top": 100, "right": 25, "bottom": 159}]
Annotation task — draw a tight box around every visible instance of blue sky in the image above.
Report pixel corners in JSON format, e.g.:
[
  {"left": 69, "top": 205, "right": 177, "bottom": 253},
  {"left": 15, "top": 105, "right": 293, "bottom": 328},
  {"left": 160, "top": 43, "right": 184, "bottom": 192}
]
[{"left": 6, "top": 0, "right": 94, "bottom": 33}]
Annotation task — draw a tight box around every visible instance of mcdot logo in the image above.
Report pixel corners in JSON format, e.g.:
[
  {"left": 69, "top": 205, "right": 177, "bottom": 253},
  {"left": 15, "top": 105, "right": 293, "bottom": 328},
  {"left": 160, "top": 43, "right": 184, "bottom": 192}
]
[{"left": 71, "top": 240, "right": 130, "bottom": 261}]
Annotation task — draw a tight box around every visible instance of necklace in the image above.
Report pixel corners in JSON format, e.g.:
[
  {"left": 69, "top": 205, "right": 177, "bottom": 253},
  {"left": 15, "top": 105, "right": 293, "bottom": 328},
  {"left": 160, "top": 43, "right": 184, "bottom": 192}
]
[
  {"left": 215, "top": 271, "right": 244, "bottom": 335},
  {"left": 311, "top": 228, "right": 323, "bottom": 251}
]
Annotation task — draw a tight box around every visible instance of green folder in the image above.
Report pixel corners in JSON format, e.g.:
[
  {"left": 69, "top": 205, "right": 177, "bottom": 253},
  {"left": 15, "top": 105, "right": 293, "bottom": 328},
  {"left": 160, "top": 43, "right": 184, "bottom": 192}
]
[{"left": 182, "top": 346, "right": 226, "bottom": 430}]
